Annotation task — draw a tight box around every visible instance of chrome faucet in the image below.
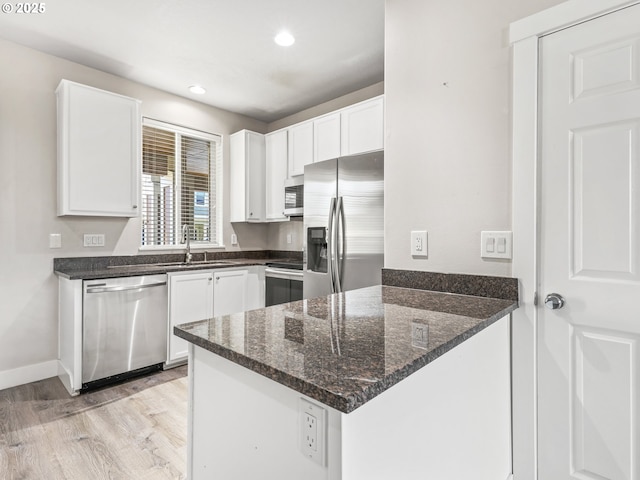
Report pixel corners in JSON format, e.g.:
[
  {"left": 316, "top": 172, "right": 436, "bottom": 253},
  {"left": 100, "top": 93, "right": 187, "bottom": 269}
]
[{"left": 181, "top": 224, "right": 192, "bottom": 264}]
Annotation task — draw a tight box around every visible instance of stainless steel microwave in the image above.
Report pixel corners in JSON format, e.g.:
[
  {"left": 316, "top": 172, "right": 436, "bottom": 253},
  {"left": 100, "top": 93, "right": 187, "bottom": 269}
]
[{"left": 284, "top": 177, "right": 303, "bottom": 217}]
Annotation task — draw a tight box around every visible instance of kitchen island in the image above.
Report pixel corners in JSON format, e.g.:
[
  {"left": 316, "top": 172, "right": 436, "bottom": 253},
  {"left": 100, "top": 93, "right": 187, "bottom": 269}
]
[{"left": 175, "top": 270, "right": 518, "bottom": 480}]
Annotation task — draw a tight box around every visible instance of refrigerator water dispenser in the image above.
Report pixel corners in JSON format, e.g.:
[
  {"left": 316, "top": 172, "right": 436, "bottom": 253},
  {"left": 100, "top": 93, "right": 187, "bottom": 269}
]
[{"left": 307, "top": 227, "right": 328, "bottom": 273}]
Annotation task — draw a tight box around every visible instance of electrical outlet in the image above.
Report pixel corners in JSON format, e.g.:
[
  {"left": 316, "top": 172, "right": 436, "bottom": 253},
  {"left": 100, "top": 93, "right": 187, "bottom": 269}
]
[
  {"left": 411, "top": 231, "right": 428, "bottom": 257},
  {"left": 83, "top": 234, "right": 105, "bottom": 247},
  {"left": 299, "top": 398, "right": 325, "bottom": 465},
  {"left": 411, "top": 322, "right": 429, "bottom": 349},
  {"left": 231, "top": 233, "right": 238, "bottom": 245},
  {"left": 304, "top": 413, "right": 317, "bottom": 451}
]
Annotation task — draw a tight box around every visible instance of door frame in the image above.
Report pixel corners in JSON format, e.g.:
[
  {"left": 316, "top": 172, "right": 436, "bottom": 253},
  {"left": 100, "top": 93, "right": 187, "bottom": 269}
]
[{"left": 509, "top": 1, "right": 640, "bottom": 479}]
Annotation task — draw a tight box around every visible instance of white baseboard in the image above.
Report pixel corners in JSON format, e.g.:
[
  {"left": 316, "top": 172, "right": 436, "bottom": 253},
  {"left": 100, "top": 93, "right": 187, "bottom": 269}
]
[{"left": 0, "top": 360, "right": 59, "bottom": 391}]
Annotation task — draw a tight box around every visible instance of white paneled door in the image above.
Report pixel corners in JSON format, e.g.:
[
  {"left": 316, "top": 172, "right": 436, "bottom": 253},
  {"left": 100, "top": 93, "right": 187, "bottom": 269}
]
[{"left": 539, "top": 5, "right": 640, "bottom": 479}]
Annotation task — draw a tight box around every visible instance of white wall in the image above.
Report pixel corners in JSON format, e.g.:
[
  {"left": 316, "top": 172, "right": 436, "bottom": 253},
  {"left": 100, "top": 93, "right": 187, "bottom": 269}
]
[
  {"left": 384, "top": 0, "right": 563, "bottom": 275},
  {"left": 0, "top": 39, "right": 269, "bottom": 386}
]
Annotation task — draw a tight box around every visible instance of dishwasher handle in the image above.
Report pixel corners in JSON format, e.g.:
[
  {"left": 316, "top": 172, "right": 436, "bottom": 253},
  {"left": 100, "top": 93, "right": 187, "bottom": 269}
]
[{"left": 85, "top": 281, "right": 167, "bottom": 294}]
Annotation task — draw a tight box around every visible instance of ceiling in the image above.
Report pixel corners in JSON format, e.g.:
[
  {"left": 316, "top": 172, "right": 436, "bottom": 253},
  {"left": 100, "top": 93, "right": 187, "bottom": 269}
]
[{"left": 0, "top": 0, "right": 385, "bottom": 123}]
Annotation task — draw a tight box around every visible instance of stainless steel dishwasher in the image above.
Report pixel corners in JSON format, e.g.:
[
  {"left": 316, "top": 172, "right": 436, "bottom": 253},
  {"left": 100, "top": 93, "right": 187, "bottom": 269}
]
[{"left": 82, "top": 274, "right": 168, "bottom": 390}]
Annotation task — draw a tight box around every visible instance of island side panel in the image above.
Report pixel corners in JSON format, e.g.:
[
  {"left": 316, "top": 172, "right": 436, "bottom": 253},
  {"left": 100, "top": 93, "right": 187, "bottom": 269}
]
[
  {"left": 341, "top": 315, "right": 512, "bottom": 480},
  {"left": 189, "top": 345, "right": 343, "bottom": 480}
]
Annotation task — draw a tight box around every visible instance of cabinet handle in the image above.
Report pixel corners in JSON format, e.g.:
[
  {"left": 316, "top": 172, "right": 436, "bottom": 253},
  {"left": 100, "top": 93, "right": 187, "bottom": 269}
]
[{"left": 132, "top": 205, "right": 138, "bottom": 209}]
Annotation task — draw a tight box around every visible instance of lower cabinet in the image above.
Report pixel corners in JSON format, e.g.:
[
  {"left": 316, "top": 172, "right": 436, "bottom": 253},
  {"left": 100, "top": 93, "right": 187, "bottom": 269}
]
[
  {"left": 167, "top": 271, "right": 214, "bottom": 366},
  {"left": 213, "top": 269, "right": 247, "bottom": 316},
  {"left": 213, "top": 266, "right": 265, "bottom": 315},
  {"left": 168, "top": 266, "right": 265, "bottom": 366}
]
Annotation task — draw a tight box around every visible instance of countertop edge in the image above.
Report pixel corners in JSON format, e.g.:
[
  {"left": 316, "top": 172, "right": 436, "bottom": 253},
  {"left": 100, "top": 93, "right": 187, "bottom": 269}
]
[
  {"left": 54, "top": 260, "right": 267, "bottom": 280},
  {"left": 174, "top": 299, "right": 518, "bottom": 414},
  {"left": 175, "top": 327, "right": 352, "bottom": 413},
  {"left": 53, "top": 250, "right": 303, "bottom": 280},
  {"left": 347, "top": 301, "right": 517, "bottom": 412}
]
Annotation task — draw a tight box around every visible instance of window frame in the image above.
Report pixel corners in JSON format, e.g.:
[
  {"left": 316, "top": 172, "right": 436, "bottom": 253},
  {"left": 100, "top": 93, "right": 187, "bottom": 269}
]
[{"left": 139, "top": 117, "right": 223, "bottom": 251}]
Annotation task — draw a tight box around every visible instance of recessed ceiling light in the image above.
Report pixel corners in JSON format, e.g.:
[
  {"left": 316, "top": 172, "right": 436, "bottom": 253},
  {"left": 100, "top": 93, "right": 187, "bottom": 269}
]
[
  {"left": 189, "top": 85, "right": 206, "bottom": 95},
  {"left": 274, "top": 31, "right": 295, "bottom": 47}
]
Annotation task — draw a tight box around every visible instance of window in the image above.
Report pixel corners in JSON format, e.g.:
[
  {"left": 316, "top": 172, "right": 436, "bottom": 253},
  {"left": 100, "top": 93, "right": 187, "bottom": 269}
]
[{"left": 141, "top": 118, "right": 222, "bottom": 248}]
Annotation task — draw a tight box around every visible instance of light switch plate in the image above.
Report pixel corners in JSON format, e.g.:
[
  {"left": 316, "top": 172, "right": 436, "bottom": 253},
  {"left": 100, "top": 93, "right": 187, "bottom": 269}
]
[
  {"left": 411, "top": 231, "right": 428, "bottom": 257},
  {"left": 481, "top": 231, "right": 512, "bottom": 259},
  {"left": 49, "top": 233, "right": 62, "bottom": 249}
]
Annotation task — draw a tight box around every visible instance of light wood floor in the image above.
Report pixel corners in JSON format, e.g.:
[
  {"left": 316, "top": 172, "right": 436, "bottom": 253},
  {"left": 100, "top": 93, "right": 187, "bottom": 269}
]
[{"left": 0, "top": 366, "right": 188, "bottom": 480}]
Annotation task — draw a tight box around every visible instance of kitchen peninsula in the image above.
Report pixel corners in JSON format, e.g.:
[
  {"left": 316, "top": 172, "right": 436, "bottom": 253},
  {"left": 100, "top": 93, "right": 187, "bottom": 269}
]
[{"left": 175, "top": 269, "right": 518, "bottom": 480}]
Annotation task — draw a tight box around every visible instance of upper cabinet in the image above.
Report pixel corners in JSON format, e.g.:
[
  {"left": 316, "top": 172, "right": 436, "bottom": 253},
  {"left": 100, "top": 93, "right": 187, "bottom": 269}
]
[
  {"left": 313, "top": 112, "right": 341, "bottom": 163},
  {"left": 230, "top": 95, "right": 384, "bottom": 223},
  {"left": 287, "top": 121, "right": 314, "bottom": 177},
  {"left": 230, "top": 130, "right": 266, "bottom": 222},
  {"left": 56, "top": 80, "right": 141, "bottom": 217},
  {"left": 265, "top": 130, "right": 288, "bottom": 221},
  {"left": 282, "top": 95, "right": 384, "bottom": 178},
  {"left": 340, "top": 96, "right": 384, "bottom": 156}
]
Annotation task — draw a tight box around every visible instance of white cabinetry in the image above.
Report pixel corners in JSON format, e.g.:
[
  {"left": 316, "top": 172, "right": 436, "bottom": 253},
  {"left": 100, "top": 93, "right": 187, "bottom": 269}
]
[
  {"left": 340, "top": 96, "right": 384, "bottom": 156},
  {"left": 56, "top": 79, "right": 141, "bottom": 217},
  {"left": 265, "top": 130, "right": 288, "bottom": 221},
  {"left": 287, "top": 121, "right": 313, "bottom": 177},
  {"left": 213, "top": 269, "right": 248, "bottom": 316},
  {"left": 168, "top": 271, "right": 213, "bottom": 366},
  {"left": 314, "top": 112, "right": 341, "bottom": 162},
  {"left": 213, "top": 266, "right": 265, "bottom": 316},
  {"left": 282, "top": 96, "right": 384, "bottom": 179},
  {"left": 230, "top": 130, "right": 265, "bottom": 222}
]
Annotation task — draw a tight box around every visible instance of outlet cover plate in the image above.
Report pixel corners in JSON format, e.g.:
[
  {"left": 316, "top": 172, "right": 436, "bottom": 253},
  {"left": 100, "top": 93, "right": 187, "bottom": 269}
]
[
  {"left": 411, "top": 230, "right": 428, "bottom": 257},
  {"left": 299, "top": 398, "right": 326, "bottom": 466},
  {"left": 480, "top": 231, "right": 512, "bottom": 259}
]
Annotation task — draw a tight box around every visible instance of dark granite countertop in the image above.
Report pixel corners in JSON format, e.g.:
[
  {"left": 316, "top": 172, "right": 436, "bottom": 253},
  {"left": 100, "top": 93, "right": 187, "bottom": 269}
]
[
  {"left": 54, "top": 250, "right": 302, "bottom": 280},
  {"left": 174, "top": 283, "right": 518, "bottom": 413}
]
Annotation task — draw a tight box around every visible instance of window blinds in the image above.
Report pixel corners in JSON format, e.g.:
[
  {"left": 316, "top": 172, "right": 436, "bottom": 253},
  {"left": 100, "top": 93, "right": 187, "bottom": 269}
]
[
  {"left": 141, "top": 122, "right": 217, "bottom": 247},
  {"left": 142, "top": 125, "right": 176, "bottom": 246},
  {"left": 181, "top": 136, "right": 212, "bottom": 243}
]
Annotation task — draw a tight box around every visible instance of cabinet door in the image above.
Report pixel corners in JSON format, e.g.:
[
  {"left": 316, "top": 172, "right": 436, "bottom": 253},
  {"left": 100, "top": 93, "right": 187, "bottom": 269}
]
[
  {"left": 246, "top": 132, "right": 266, "bottom": 222},
  {"left": 168, "top": 271, "right": 213, "bottom": 365},
  {"left": 340, "top": 96, "right": 384, "bottom": 156},
  {"left": 213, "top": 269, "right": 248, "bottom": 316},
  {"left": 314, "top": 112, "right": 341, "bottom": 162},
  {"left": 265, "top": 130, "right": 288, "bottom": 221},
  {"left": 57, "top": 80, "right": 141, "bottom": 217},
  {"left": 288, "top": 121, "right": 314, "bottom": 177},
  {"left": 229, "top": 131, "right": 246, "bottom": 223},
  {"left": 229, "top": 130, "right": 265, "bottom": 222}
]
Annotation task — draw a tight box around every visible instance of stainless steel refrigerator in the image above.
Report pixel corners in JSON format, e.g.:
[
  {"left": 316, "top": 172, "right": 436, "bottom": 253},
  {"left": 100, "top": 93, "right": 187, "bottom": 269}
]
[{"left": 303, "top": 151, "right": 384, "bottom": 299}]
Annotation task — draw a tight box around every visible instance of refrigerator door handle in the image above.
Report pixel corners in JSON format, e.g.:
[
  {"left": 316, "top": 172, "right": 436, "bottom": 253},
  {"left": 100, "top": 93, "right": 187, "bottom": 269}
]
[
  {"left": 327, "top": 197, "right": 337, "bottom": 293},
  {"left": 335, "top": 196, "right": 345, "bottom": 293}
]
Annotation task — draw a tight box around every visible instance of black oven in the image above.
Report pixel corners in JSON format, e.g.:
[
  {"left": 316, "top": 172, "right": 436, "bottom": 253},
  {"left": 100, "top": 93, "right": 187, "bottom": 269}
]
[{"left": 265, "top": 261, "right": 303, "bottom": 306}]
